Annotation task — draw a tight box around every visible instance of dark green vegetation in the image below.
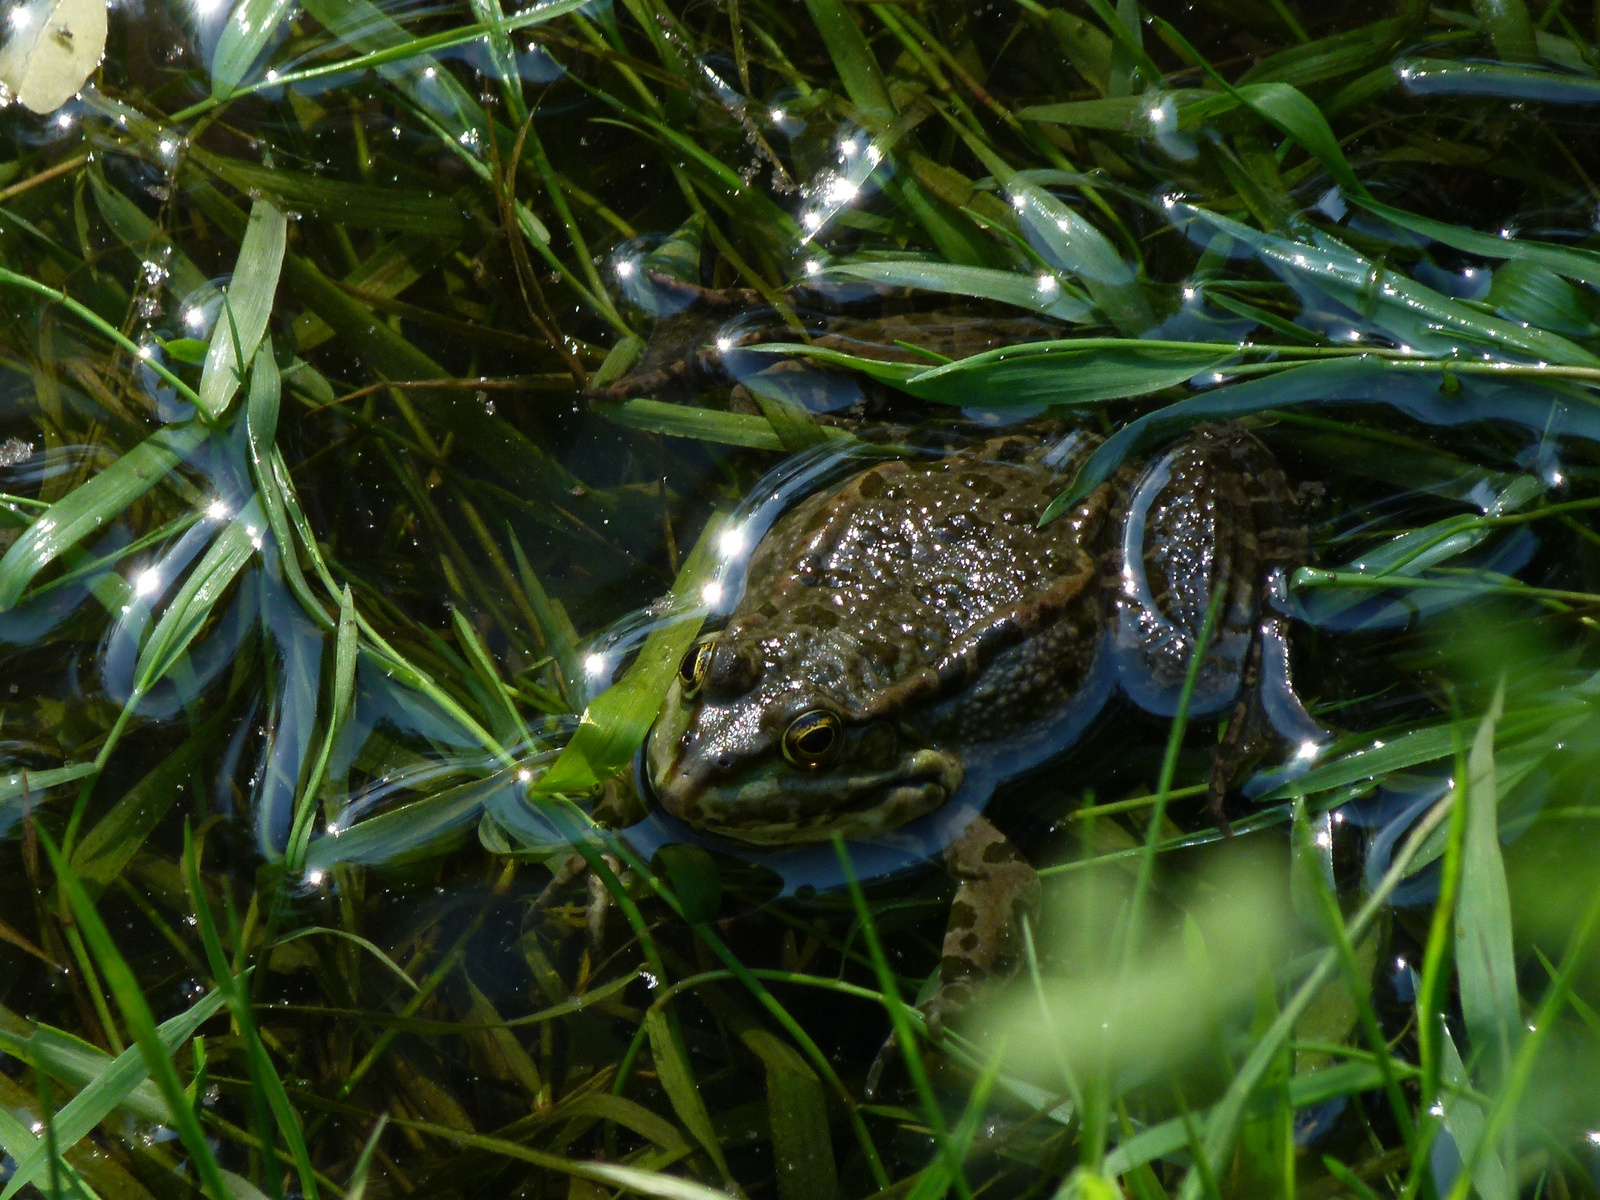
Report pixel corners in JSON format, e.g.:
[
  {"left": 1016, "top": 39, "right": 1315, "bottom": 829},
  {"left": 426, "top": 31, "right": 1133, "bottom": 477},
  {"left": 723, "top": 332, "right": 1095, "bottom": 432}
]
[{"left": 6, "top": 0, "right": 1600, "bottom": 1198}]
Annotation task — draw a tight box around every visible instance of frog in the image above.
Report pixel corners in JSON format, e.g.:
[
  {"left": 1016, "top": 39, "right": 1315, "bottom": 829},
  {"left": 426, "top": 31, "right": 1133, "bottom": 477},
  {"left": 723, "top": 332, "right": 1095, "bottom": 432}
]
[{"left": 641, "top": 421, "right": 1317, "bottom": 1035}]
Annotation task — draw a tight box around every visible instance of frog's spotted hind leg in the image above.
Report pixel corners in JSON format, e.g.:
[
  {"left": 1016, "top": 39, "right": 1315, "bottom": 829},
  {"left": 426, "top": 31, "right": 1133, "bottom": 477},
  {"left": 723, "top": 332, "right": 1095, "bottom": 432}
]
[
  {"left": 865, "top": 816, "right": 1039, "bottom": 1097},
  {"left": 924, "top": 815, "right": 1041, "bottom": 1036}
]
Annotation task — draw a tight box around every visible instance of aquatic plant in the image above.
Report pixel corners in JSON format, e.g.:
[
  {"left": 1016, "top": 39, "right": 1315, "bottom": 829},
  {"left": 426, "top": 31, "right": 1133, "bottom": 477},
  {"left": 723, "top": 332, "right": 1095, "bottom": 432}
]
[{"left": 3, "top": 0, "right": 1600, "bottom": 1197}]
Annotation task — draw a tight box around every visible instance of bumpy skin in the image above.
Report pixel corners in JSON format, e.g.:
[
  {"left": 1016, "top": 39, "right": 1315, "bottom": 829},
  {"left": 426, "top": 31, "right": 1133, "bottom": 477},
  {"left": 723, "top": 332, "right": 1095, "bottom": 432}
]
[
  {"left": 646, "top": 423, "right": 1304, "bottom": 1029},
  {"left": 647, "top": 433, "right": 1111, "bottom": 843}
]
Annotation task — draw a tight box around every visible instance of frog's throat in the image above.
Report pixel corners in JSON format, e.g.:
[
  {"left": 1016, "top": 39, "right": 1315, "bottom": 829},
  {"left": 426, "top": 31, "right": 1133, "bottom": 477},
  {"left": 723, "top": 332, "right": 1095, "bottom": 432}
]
[{"left": 648, "top": 743, "right": 965, "bottom": 847}]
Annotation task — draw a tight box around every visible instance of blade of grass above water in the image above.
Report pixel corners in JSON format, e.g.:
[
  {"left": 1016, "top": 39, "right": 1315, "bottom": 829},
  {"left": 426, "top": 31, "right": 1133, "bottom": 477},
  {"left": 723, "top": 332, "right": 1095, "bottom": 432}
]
[
  {"left": 533, "top": 512, "right": 726, "bottom": 796},
  {"left": 197, "top": 197, "right": 286, "bottom": 421},
  {"left": 210, "top": 0, "right": 295, "bottom": 96},
  {"left": 0, "top": 421, "right": 209, "bottom": 610},
  {"left": 0, "top": 988, "right": 228, "bottom": 1200},
  {"left": 1455, "top": 685, "right": 1522, "bottom": 1097}
]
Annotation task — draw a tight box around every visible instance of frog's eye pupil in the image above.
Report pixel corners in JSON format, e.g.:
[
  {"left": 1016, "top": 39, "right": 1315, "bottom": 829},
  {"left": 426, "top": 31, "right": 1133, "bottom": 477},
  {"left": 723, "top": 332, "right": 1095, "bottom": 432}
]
[
  {"left": 783, "top": 711, "right": 841, "bottom": 768},
  {"left": 678, "top": 640, "right": 715, "bottom": 694}
]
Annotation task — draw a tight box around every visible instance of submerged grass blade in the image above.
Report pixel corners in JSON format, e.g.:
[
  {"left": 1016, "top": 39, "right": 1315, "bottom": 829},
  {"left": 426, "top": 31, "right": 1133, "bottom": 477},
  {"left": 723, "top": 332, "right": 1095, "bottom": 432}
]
[{"left": 42, "top": 830, "right": 234, "bottom": 1200}]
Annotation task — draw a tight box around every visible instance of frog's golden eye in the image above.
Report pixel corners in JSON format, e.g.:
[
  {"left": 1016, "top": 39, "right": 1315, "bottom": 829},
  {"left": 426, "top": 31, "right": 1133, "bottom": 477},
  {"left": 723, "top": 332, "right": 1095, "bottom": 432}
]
[
  {"left": 783, "top": 710, "right": 842, "bottom": 769},
  {"left": 678, "top": 638, "right": 716, "bottom": 695}
]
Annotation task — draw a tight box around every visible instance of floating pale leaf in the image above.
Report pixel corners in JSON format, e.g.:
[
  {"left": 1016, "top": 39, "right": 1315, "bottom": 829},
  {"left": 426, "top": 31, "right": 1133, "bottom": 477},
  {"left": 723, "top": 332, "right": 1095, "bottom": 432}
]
[{"left": 0, "top": 0, "right": 106, "bottom": 113}]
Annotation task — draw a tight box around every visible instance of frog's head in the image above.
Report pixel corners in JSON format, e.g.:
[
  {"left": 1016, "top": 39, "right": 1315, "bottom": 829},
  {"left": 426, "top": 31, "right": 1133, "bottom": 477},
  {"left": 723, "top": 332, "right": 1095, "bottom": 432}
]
[{"left": 645, "top": 631, "right": 964, "bottom": 845}]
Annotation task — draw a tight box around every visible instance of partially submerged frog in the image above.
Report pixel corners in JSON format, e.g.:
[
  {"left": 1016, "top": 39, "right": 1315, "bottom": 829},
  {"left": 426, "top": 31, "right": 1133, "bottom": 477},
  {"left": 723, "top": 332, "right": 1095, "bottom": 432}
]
[{"left": 641, "top": 423, "right": 1315, "bottom": 1030}]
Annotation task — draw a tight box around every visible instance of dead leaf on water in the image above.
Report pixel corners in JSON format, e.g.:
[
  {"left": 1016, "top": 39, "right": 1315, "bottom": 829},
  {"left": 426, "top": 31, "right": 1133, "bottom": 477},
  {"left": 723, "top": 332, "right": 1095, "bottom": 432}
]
[{"left": 0, "top": 0, "right": 107, "bottom": 114}]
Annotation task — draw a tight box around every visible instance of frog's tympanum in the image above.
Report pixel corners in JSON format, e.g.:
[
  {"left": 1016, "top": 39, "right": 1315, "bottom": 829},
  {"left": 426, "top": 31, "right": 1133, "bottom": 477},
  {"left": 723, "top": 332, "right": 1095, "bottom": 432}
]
[{"left": 645, "top": 423, "right": 1309, "bottom": 1031}]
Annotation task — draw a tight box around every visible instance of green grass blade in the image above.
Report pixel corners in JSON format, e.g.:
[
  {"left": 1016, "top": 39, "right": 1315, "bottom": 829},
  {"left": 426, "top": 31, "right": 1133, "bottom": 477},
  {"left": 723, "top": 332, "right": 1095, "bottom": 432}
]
[
  {"left": 70, "top": 709, "right": 229, "bottom": 898},
  {"left": 643, "top": 1008, "right": 732, "bottom": 1181},
  {"left": 0, "top": 991, "right": 228, "bottom": 1200},
  {"left": 1456, "top": 683, "right": 1521, "bottom": 1092},
  {"left": 1471, "top": 0, "right": 1539, "bottom": 62},
  {"left": 41, "top": 830, "right": 234, "bottom": 1200},
  {"left": 183, "top": 825, "right": 318, "bottom": 1200},
  {"left": 826, "top": 261, "right": 1093, "bottom": 321},
  {"left": 804, "top": 0, "right": 895, "bottom": 127},
  {"left": 344, "top": 1115, "right": 389, "bottom": 1200},
  {"left": 0, "top": 763, "right": 99, "bottom": 832},
  {"left": 1176, "top": 795, "right": 1456, "bottom": 1200},
  {"left": 210, "top": 0, "right": 295, "bottom": 95},
  {"left": 198, "top": 198, "right": 286, "bottom": 420},
  {"left": 131, "top": 513, "right": 257, "bottom": 699},
  {"left": 534, "top": 514, "right": 725, "bottom": 795},
  {"left": 0, "top": 422, "right": 208, "bottom": 611}
]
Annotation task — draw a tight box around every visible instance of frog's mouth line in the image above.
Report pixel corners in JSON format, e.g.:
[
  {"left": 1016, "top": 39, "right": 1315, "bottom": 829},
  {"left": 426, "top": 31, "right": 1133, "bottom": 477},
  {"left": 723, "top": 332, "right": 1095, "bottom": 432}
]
[{"left": 649, "top": 748, "right": 964, "bottom": 847}]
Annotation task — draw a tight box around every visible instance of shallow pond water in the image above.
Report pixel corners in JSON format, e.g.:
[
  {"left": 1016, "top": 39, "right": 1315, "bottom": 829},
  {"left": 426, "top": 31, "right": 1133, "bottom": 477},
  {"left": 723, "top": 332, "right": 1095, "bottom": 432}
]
[{"left": 5, "top": 1, "right": 1600, "bottom": 1198}]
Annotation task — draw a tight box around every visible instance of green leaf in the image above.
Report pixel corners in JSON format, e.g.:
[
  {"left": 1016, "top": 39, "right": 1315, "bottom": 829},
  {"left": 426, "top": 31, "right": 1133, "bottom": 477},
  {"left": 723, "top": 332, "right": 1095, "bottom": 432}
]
[
  {"left": 753, "top": 339, "right": 1226, "bottom": 410},
  {"left": 345, "top": 1116, "right": 389, "bottom": 1200},
  {"left": 131, "top": 512, "right": 257, "bottom": 698},
  {"left": 200, "top": 154, "right": 469, "bottom": 237},
  {"left": 0, "top": 421, "right": 209, "bottom": 610},
  {"left": 644, "top": 1008, "right": 732, "bottom": 1179},
  {"left": 652, "top": 844, "right": 722, "bottom": 925},
  {"left": 184, "top": 825, "right": 319, "bottom": 1200},
  {"left": 70, "top": 709, "right": 229, "bottom": 898},
  {"left": 296, "top": 0, "right": 489, "bottom": 143},
  {"left": 1486, "top": 258, "right": 1594, "bottom": 336},
  {"left": 961, "top": 144, "right": 1150, "bottom": 334},
  {"left": 803, "top": 0, "right": 895, "bottom": 127},
  {"left": 1456, "top": 683, "right": 1521, "bottom": 1091},
  {"left": 1396, "top": 56, "right": 1600, "bottom": 102},
  {"left": 595, "top": 398, "right": 852, "bottom": 450},
  {"left": 534, "top": 514, "right": 726, "bottom": 795},
  {"left": 42, "top": 830, "right": 234, "bottom": 1200},
  {"left": 210, "top": 0, "right": 295, "bottom": 95},
  {"left": 0, "top": 989, "right": 228, "bottom": 1200},
  {"left": 305, "top": 769, "right": 517, "bottom": 870},
  {"left": 198, "top": 198, "right": 286, "bottom": 420},
  {"left": 0, "top": 762, "right": 99, "bottom": 833},
  {"left": 1180, "top": 206, "right": 1600, "bottom": 366},
  {"left": 740, "top": 1027, "right": 837, "bottom": 1200},
  {"left": 1470, "top": 0, "right": 1538, "bottom": 63},
  {"left": 827, "top": 260, "right": 1092, "bottom": 321},
  {"left": 161, "top": 337, "right": 209, "bottom": 365}
]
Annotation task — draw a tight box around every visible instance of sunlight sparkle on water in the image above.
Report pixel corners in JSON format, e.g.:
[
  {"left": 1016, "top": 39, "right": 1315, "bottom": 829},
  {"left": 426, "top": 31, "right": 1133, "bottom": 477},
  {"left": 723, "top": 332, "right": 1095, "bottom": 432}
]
[
  {"left": 7, "top": 5, "right": 30, "bottom": 29},
  {"left": 804, "top": 259, "right": 822, "bottom": 276},
  {"left": 517, "top": 768, "right": 533, "bottom": 783},
  {"left": 770, "top": 107, "right": 786, "bottom": 123},
  {"left": 184, "top": 306, "right": 206, "bottom": 330},
  {"left": 1295, "top": 740, "right": 1321, "bottom": 761},
  {"left": 1036, "top": 274, "right": 1059, "bottom": 296},
  {"left": 583, "top": 652, "right": 607, "bottom": 678},
  {"left": 615, "top": 259, "right": 636, "bottom": 278},
  {"left": 134, "top": 569, "right": 161, "bottom": 597},
  {"left": 701, "top": 581, "right": 724, "bottom": 606},
  {"left": 205, "top": 497, "right": 229, "bottom": 520},
  {"left": 305, "top": 870, "right": 325, "bottom": 887},
  {"left": 719, "top": 526, "right": 746, "bottom": 557}
]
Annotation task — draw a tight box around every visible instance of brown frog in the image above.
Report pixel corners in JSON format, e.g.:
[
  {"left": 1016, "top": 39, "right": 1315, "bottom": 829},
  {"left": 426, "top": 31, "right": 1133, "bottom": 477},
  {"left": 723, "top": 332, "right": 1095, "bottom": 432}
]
[{"left": 640, "top": 422, "right": 1313, "bottom": 1031}]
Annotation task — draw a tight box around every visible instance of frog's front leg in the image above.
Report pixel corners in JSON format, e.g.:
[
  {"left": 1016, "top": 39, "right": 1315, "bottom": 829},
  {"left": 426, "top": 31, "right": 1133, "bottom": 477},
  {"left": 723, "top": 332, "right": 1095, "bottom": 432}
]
[{"left": 921, "top": 815, "right": 1041, "bottom": 1036}]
